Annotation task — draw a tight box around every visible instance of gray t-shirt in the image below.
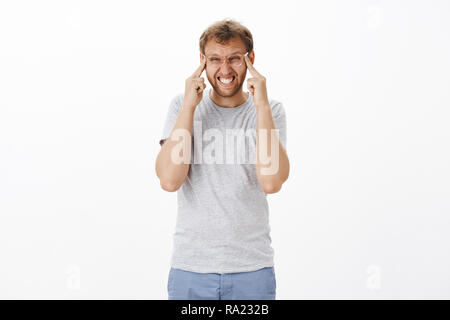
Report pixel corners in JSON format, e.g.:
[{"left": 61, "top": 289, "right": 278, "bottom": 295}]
[{"left": 160, "top": 88, "right": 287, "bottom": 274}]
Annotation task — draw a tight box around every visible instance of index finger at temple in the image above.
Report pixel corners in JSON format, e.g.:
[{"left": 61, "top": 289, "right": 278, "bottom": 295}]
[
  {"left": 193, "top": 55, "right": 207, "bottom": 77},
  {"left": 244, "top": 54, "right": 260, "bottom": 76}
]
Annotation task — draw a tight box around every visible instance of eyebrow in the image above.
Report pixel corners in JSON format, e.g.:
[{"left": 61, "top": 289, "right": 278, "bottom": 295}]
[{"left": 208, "top": 50, "right": 243, "bottom": 56}]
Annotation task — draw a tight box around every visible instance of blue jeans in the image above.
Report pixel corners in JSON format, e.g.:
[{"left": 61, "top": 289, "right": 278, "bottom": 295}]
[{"left": 167, "top": 266, "right": 276, "bottom": 300}]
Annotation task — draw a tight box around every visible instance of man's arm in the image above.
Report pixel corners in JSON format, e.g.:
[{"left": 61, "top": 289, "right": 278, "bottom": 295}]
[
  {"left": 244, "top": 54, "right": 289, "bottom": 194},
  {"left": 155, "top": 105, "right": 195, "bottom": 192},
  {"left": 255, "top": 103, "right": 290, "bottom": 194},
  {"left": 155, "top": 56, "right": 206, "bottom": 192}
]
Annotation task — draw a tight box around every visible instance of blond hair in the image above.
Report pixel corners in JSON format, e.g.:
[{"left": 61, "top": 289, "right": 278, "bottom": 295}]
[{"left": 199, "top": 19, "right": 253, "bottom": 55}]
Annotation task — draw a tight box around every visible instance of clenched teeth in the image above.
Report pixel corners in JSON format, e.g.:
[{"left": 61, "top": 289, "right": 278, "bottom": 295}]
[{"left": 218, "top": 76, "right": 235, "bottom": 84}]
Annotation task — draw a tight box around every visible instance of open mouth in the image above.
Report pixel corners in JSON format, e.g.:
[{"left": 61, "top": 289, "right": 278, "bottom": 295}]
[{"left": 217, "top": 76, "right": 236, "bottom": 87}]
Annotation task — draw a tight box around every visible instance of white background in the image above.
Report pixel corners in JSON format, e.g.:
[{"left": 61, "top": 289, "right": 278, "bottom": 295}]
[{"left": 0, "top": 0, "right": 449, "bottom": 299}]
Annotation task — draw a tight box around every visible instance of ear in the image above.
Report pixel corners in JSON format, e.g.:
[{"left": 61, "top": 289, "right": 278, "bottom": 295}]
[
  {"left": 200, "top": 52, "right": 203, "bottom": 63},
  {"left": 249, "top": 51, "right": 255, "bottom": 64}
]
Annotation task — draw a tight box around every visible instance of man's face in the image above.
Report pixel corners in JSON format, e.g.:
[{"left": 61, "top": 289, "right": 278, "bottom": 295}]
[{"left": 202, "top": 37, "right": 251, "bottom": 98}]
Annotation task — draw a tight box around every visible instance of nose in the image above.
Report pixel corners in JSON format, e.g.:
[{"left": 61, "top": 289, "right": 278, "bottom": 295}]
[{"left": 219, "top": 60, "right": 233, "bottom": 75}]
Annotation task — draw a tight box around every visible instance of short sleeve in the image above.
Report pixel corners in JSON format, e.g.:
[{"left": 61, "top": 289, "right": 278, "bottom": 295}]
[
  {"left": 270, "top": 101, "right": 287, "bottom": 150},
  {"left": 159, "top": 93, "right": 184, "bottom": 146}
]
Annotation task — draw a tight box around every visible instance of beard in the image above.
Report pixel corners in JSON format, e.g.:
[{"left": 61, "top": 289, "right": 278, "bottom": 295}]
[{"left": 208, "top": 74, "right": 244, "bottom": 98}]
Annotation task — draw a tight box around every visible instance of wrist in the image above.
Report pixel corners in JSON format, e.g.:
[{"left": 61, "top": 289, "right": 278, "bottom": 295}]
[
  {"left": 181, "top": 103, "right": 197, "bottom": 113},
  {"left": 255, "top": 101, "right": 271, "bottom": 111}
]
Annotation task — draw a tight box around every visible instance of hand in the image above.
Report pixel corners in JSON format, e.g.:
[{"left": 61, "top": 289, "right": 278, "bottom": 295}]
[
  {"left": 184, "top": 55, "right": 207, "bottom": 109},
  {"left": 245, "top": 54, "right": 269, "bottom": 107}
]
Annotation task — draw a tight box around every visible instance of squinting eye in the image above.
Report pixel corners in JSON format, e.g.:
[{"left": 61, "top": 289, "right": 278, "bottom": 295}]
[
  {"left": 210, "top": 58, "right": 220, "bottom": 62},
  {"left": 230, "top": 57, "right": 240, "bottom": 60}
]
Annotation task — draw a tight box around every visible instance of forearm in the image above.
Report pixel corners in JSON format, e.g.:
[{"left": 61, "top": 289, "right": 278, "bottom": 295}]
[
  {"left": 155, "top": 104, "right": 196, "bottom": 191},
  {"left": 255, "top": 103, "right": 290, "bottom": 193}
]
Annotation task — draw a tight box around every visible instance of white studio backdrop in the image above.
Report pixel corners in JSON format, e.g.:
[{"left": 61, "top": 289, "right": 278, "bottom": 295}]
[{"left": 0, "top": 0, "right": 449, "bottom": 299}]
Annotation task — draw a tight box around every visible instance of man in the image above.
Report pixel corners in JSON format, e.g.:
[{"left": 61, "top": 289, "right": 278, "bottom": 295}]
[{"left": 155, "top": 19, "right": 289, "bottom": 300}]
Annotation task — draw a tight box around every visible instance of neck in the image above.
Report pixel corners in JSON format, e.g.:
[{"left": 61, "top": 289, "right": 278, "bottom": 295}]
[{"left": 209, "top": 89, "right": 249, "bottom": 108}]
